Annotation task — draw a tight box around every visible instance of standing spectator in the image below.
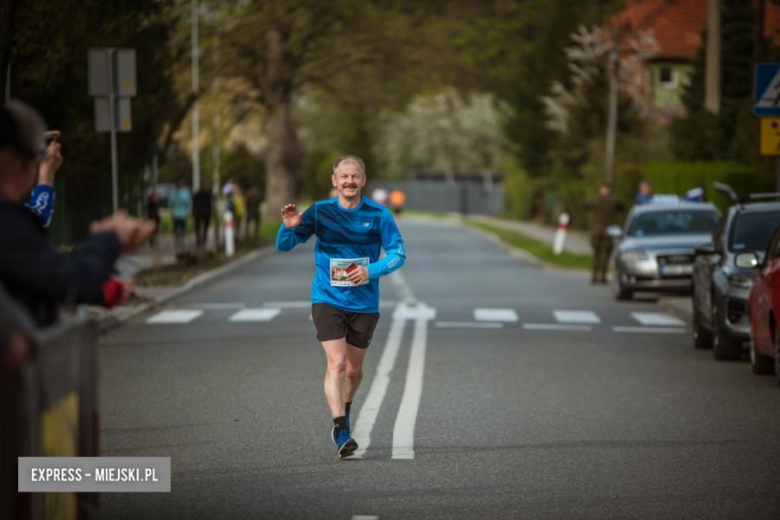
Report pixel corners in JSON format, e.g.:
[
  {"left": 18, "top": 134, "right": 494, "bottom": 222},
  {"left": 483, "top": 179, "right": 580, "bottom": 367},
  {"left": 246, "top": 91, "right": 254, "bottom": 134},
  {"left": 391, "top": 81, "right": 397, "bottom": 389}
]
[
  {"left": 168, "top": 180, "right": 192, "bottom": 249},
  {"left": 246, "top": 185, "right": 262, "bottom": 239},
  {"left": 193, "top": 184, "right": 213, "bottom": 250},
  {"left": 0, "top": 99, "right": 154, "bottom": 326},
  {"left": 635, "top": 181, "right": 653, "bottom": 205},
  {"left": 146, "top": 188, "right": 160, "bottom": 247},
  {"left": 388, "top": 188, "right": 406, "bottom": 217},
  {"left": 585, "top": 183, "right": 624, "bottom": 284},
  {"left": 233, "top": 184, "right": 247, "bottom": 241}
]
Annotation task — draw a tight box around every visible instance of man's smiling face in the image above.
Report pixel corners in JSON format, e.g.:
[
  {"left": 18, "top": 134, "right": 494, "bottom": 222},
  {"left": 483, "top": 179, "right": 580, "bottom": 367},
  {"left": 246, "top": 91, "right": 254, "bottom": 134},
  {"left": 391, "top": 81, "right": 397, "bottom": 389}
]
[{"left": 332, "top": 160, "right": 366, "bottom": 200}]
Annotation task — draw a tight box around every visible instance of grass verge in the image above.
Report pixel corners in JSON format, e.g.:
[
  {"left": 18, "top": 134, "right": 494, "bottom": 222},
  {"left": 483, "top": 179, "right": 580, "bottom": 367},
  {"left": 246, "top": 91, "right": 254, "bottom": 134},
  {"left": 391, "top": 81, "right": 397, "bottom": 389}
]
[{"left": 466, "top": 221, "right": 592, "bottom": 270}]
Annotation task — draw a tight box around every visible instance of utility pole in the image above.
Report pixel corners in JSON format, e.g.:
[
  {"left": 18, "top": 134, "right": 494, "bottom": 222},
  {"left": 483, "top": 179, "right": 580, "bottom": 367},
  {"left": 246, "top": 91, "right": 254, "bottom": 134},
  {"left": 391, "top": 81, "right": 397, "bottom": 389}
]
[
  {"left": 605, "top": 49, "right": 619, "bottom": 184},
  {"left": 704, "top": 0, "right": 721, "bottom": 114},
  {"left": 191, "top": 0, "right": 201, "bottom": 191}
]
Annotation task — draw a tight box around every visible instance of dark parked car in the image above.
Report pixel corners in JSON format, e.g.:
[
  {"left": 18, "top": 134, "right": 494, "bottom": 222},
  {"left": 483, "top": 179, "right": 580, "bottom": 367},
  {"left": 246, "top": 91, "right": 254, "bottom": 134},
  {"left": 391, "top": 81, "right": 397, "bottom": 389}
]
[
  {"left": 691, "top": 190, "right": 780, "bottom": 360},
  {"left": 747, "top": 223, "right": 780, "bottom": 383},
  {"left": 611, "top": 201, "right": 720, "bottom": 300}
]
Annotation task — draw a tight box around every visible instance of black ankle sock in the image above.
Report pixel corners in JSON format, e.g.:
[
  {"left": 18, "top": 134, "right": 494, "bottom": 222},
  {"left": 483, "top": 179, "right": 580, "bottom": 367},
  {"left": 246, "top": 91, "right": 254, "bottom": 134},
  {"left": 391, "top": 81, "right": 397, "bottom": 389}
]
[
  {"left": 333, "top": 416, "right": 347, "bottom": 431},
  {"left": 345, "top": 402, "right": 352, "bottom": 415}
]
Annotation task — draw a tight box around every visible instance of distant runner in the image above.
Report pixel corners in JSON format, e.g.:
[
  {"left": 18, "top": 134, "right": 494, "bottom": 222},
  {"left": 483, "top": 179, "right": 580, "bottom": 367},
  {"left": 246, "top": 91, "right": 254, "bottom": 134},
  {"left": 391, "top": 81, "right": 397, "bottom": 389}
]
[{"left": 276, "top": 155, "right": 406, "bottom": 458}]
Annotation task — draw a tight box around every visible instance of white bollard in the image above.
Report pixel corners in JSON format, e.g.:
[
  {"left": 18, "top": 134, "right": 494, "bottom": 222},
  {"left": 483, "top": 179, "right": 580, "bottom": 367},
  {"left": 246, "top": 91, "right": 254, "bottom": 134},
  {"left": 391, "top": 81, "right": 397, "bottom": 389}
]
[
  {"left": 224, "top": 210, "right": 235, "bottom": 257},
  {"left": 553, "top": 212, "right": 569, "bottom": 256}
]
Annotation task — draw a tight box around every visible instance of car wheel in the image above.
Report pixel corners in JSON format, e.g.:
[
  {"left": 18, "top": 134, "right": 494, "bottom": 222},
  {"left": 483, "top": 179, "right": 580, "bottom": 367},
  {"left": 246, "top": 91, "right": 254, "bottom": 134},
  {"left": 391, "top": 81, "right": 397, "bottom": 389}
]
[
  {"left": 692, "top": 296, "right": 712, "bottom": 349},
  {"left": 712, "top": 301, "right": 741, "bottom": 360},
  {"left": 750, "top": 339, "right": 774, "bottom": 374},
  {"left": 613, "top": 274, "right": 632, "bottom": 301}
]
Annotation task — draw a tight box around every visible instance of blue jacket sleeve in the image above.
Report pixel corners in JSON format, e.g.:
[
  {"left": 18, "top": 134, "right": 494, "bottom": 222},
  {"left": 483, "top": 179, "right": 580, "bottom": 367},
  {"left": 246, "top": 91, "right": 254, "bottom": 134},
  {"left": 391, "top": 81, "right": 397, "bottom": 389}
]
[
  {"left": 276, "top": 205, "right": 316, "bottom": 252},
  {"left": 23, "top": 185, "right": 56, "bottom": 228},
  {"left": 368, "top": 210, "right": 406, "bottom": 279}
]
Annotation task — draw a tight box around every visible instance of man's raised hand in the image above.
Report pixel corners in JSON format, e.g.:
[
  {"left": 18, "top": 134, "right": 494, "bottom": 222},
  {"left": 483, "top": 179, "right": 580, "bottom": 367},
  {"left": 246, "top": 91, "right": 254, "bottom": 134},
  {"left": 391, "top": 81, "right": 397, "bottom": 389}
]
[{"left": 281, "top": 203, "right": 302, "bottom": 229}]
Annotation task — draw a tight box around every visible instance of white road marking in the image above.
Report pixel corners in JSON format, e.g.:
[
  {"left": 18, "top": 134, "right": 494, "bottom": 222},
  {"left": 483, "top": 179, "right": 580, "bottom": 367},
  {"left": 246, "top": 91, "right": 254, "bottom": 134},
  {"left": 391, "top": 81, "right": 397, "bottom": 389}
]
[
  {"left": 146, "top": 310, "right": 203, "bottom": 324},
  {"left": 474, "top": 308, "right": 519, "bottom": 322},
  {"left": 228, "top": 308, "right": 281, "bottom": 322},
  {"left": 187, "top": 302, "right": 246, "bottom": 309},
  {"left": 613, "top": 326, "right": 686, "bottom": 334},
  {"left": 352, "top": 312, "right": 407, "bottom": 459},
  {"left": 631, "top": 312, "right": 685, "bottom": 327},
  {"left": 390, "top": 269, "right": 417, "bottom": 304},
  {"left": 393, "top": 303, "right": 436, "bottom": 320},
  {"left": 392, "top": 308, "right": 432, "bottom": 460},
  {"left": 435, "top": 321, "right": 503, "bottom": 329},
  {"left": 523, "top": 323, "right": 593, "bottom": 332},
  {"left": 553, "top": 310, "right": 601, "bottom": 324},
  {"left": 351, "top": 516, "right": 379, "bottom": 520}
]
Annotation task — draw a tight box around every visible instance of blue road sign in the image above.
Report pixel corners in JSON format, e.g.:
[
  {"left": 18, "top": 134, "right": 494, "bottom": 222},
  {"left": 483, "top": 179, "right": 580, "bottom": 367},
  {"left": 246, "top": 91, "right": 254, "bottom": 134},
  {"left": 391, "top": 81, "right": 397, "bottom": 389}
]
[{"left": 755, "top": 63, "right": 780, "bottom": 116}]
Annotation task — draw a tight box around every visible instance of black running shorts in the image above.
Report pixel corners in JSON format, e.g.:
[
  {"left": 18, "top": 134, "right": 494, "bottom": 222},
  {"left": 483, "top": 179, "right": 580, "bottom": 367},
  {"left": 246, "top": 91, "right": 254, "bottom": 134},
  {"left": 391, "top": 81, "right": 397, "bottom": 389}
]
[{"left": 312, "top": 303, "right": 380, "bottom": 349}]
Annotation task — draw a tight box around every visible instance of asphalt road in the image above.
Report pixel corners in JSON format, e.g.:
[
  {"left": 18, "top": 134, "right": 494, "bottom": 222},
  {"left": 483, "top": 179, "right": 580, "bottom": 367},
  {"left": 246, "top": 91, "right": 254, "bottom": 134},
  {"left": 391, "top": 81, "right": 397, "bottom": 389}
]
[{"left": 96, "top": 217, "right": 780, "bottom": 520}]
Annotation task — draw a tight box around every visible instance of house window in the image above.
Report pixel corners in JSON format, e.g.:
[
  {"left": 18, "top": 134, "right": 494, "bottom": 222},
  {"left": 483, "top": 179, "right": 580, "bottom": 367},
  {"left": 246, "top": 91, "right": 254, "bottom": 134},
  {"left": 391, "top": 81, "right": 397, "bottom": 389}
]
[{"left": 659, "top": 66, "right": 676, "bottom": 89}]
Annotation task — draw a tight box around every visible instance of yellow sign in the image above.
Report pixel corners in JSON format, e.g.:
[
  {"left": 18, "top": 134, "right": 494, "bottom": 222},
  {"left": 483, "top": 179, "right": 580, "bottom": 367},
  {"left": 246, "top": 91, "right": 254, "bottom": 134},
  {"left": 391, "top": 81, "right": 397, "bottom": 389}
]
[{"left": 761, "top": 117, "right": 780, "bottom": 155}]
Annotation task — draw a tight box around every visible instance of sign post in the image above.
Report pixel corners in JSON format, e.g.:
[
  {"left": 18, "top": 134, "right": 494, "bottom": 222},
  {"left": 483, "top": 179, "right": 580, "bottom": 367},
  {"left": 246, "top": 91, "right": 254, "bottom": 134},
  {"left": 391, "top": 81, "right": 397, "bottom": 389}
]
[
  {"left": 755, "top": 63, "right": 780, "bottom": 190},
  {"left": 88, "top": 48, "right": 136, "bottom": 213}
]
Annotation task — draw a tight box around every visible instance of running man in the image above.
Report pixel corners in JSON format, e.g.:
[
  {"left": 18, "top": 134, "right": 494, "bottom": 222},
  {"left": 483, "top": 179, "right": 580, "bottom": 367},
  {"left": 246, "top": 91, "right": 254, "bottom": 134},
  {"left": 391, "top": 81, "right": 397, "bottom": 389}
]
[{"left": 276, "top": 156, "right": 406, "bottom": 458}]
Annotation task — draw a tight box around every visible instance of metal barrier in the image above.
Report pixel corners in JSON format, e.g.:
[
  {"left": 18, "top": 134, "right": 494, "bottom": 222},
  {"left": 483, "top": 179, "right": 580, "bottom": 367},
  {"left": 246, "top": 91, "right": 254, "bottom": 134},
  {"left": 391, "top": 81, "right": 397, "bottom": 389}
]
[{"left": 1, "top": 287, "right": 99, "bottom": 520}]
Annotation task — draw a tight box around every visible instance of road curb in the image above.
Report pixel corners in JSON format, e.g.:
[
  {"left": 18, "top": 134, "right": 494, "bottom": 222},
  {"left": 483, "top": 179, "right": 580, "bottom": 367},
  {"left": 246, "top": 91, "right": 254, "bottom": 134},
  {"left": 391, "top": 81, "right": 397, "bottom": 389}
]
[{"left": 96, "top": 245, "right": 276, "bottom": 333}]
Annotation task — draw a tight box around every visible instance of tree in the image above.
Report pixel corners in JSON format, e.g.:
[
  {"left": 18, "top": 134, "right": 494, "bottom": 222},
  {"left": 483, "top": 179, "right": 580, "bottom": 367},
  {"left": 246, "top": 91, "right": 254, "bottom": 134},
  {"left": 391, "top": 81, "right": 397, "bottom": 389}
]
[{"left": 375, "top": 88, "right": 512, "bottom": 179}]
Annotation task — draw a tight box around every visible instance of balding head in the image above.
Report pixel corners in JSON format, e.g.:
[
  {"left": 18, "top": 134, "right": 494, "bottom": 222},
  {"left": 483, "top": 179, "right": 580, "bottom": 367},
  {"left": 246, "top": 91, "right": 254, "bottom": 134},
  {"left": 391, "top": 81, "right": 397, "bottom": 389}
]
[
  {"left": 1, "top": 100, "right": 46, "bottom": 161},
  {"left": 0, "top": 100, "right": 47, "bottom": 200}
]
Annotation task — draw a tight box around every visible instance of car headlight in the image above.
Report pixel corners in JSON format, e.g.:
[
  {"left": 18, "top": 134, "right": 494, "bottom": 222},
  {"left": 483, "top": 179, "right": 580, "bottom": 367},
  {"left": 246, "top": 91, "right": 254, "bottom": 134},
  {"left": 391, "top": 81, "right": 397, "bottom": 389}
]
[
  {"left": 727, "top": 275, "right": 753, "bottom": 289},
  {"left": 620, "top": 250, "right": 650, "bottom": 263}
]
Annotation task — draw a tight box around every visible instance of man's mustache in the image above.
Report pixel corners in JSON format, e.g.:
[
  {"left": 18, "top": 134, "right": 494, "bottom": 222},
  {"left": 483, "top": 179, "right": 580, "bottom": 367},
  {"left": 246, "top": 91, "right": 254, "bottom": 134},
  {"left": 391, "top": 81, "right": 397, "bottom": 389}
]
[{"left": 343, "top": 184, "right": 358, "bottom": 189}]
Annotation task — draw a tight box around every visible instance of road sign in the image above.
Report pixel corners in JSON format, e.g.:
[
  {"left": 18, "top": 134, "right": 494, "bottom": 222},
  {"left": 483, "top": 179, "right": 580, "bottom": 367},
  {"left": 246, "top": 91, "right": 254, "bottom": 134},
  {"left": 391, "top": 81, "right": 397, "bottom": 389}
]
[
  {"left": 760, "top": 117, "right": 780, "bottom": 155},
  {"left": 115, "top": 50, "right": 136, "bottom": 97},
  {"left": 754, "top": 63, "right": 780, "bottom": 116},
  {"left": 87, "top": 47, "right": 136, "bottom": 213}
]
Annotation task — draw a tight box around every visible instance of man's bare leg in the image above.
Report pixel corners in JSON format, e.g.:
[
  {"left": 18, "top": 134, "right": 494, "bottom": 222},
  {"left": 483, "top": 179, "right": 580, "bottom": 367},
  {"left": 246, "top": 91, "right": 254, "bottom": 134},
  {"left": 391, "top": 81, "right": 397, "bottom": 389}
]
[
  {"left": 345, "top": 343, "right": 367, "bottom": 403},
  {"left": 321, "top": 338, "right": 348, "bottom": 418}
]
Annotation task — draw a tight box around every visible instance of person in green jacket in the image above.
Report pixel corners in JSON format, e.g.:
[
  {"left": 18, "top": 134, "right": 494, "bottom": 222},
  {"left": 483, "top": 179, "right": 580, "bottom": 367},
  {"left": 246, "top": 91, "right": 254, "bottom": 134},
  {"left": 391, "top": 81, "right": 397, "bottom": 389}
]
[{"left": 169, "top": 180, "right": 192, "bottom": 249}]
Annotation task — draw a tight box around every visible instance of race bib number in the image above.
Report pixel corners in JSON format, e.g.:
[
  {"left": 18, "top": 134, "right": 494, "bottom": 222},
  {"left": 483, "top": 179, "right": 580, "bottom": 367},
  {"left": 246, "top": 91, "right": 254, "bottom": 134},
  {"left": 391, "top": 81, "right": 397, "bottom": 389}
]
[{"left": 330, "top": 257, "right": 369, "bottom": 287}]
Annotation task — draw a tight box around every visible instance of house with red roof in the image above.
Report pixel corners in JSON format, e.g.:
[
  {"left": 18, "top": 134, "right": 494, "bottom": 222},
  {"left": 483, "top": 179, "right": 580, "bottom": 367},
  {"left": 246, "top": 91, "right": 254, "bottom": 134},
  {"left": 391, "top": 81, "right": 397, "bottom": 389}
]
[{"left": 607, "top": 0, "right": 780, "bottom": 119}]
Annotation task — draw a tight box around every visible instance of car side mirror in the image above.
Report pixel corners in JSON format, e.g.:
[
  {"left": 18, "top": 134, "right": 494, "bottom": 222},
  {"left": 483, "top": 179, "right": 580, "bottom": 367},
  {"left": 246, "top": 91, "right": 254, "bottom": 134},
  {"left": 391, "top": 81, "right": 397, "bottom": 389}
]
[
  {"left": 695, "top": 243, "right": 716, "bottom": 256},
  {"left": 606, "top": 225, "right": 622, "bottom": 239},
  {"left": 734, "top": 251, "right": 761, "bottom": 269}
]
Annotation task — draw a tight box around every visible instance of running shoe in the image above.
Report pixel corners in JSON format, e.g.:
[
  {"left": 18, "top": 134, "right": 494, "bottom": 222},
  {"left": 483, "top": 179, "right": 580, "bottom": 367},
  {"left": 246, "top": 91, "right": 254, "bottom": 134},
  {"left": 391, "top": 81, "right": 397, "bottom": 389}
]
[
  {"left": 334, "top": 428, "right": 358, "bottom": 459},
  {"left": 345, "top": 407, "right": 351, "bottom": 432}
]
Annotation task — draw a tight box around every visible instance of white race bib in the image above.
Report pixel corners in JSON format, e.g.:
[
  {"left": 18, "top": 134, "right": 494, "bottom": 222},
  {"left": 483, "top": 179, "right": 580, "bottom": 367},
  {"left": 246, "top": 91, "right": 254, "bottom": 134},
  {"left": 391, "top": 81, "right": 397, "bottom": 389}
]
[{"left": 330, "top": 257, "right": 369, "bottom": 287}]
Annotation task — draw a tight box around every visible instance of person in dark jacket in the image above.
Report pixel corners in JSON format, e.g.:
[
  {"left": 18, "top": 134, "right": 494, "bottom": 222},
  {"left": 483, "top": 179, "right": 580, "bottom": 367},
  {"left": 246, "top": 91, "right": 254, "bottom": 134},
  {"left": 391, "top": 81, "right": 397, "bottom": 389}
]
[
  {"left": 0, "top": 100, "right": 154, "bottom": 327},
  {"left": 585, "top": 182, "right": 625, "bottom": 284},
  {"left": 192, "top": 185, "right": 213, "bottom": 249}
]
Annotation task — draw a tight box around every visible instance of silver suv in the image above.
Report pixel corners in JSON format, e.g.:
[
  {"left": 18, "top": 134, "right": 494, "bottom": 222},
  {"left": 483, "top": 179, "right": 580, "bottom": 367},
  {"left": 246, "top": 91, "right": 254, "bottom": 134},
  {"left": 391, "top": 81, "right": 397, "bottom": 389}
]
[{"left": 611, "top": 202, "right": 721, "bottom": 300}]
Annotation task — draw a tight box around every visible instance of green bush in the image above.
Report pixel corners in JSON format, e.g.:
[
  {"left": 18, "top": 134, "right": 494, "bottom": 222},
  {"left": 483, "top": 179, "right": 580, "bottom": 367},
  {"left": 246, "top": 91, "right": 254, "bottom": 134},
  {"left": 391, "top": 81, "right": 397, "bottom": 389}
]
[{"left": 642, "top": 161, "right": 771, "bottom": 213}]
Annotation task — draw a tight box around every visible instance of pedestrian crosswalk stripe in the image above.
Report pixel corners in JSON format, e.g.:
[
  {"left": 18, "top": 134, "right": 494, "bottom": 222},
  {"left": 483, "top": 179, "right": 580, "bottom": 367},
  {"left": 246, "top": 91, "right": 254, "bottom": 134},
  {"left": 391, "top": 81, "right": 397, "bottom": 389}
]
[
  {"left": 474, "top": 308, "right": 519, "bottom": 322},
  {"left": 229, "top": 308, "right": 281, "bottom": 322},
  {"left": 631, "top": 312, "right": 685, "bottom": 327},
  {"left": 553, "top": 310, "right": 601, "bottom": 324},
  {"left": 146, "top": 310, "right": 203, "bottom": 324}
]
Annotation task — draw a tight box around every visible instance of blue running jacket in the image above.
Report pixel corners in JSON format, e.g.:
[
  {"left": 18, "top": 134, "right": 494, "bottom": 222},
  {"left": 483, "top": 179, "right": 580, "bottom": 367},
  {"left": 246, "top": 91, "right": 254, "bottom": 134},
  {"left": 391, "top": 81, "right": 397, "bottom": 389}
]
[{"left": 276, "top": 197, "right": 406, "bottom": 313}]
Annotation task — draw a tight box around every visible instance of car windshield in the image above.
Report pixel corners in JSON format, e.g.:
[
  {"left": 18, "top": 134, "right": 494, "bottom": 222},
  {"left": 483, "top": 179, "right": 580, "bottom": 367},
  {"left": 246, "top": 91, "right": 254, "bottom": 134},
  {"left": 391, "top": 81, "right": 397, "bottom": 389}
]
[
  {"left": 729, "top": 211, "right": 780, "bottom": 252},
  {"left": 627, "top": 209, "right": 719, "bottom": 237}
]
